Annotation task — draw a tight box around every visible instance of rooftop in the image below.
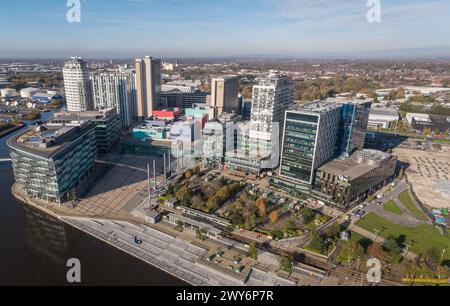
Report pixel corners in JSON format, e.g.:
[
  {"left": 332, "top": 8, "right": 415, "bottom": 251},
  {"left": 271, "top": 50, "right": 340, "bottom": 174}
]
[
  {"left": 370, "top": 107, "right": 399, "bottom": 117},
  {"left": 48, "top": 108, "right": 118, "bottom": 125},
  {"left": 8, "top": 122, "right": 95, "bottom": 158},
  {"left": 290, "top": 101, "right": 342, "bottom": 114},
  {"left": 319, "top": 149, "right": 395, "bottom": 179}
]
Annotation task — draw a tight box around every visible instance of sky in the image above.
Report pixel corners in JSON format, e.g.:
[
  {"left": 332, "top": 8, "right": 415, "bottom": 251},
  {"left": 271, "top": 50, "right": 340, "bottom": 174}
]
[{"left": 1, "top": 0, "right": 450, "bottom": 59}]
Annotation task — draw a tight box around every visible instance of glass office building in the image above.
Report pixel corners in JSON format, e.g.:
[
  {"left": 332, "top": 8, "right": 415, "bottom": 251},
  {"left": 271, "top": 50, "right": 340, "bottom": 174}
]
[
  {"left": 335, "top": 101, "right": 372, "bottom": 157},
  {"left": 280, "top": 112, "right": 319, "bottom": 183},
  {"left": 8, "top": 122, "right": 97, "bottom": 204}
]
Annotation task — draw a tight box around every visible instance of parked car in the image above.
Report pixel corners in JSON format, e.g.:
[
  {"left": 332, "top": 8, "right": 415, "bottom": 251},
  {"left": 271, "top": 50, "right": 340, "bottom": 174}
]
[{"left": 354, "top": 210, "right": 366, "bottom": 218}]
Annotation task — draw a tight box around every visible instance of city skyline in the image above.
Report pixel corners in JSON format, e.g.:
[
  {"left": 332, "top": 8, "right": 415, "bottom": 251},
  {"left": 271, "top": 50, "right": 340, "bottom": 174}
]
[{"left": 1, "top": 0, "right": 450, "bottom": 58}]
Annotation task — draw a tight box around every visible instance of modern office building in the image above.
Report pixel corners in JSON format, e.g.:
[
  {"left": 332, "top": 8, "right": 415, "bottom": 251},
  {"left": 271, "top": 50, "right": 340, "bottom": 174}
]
[
  {"left": 334, "top": 100, "right": 372, "bottom": 157},
  {"left": 368, "top": 108, "right": 400, "bottom": 129},
  {"left": 63, "top": 57, "right": 93, "bottom": 112},
  {"left": 161, "top": 81, "right": 197, "bottom": 93},
  {"left": 132, "top": 119, "right": 171, "bottom": 141},
  {"left": 8, "top": 122, "right": 97, "bottom": 204},
  {"left": 135, "top": 56, "right": 161, "bottom": 118},
  {"left": 241, "top": 99, "right": 252, "bottom": 120},
  {"left": 48, "top": 108, "right": 122, "bottom": 154},
  {"left": 90, "top": 72, "right": 137, "bottom": 127},
  {"left": 203, "top": 113, "right": 240, "bottom": 167},
  {"left": 170, "top": 118, "right": 202, "bottom": 142},
  {"left": 409, "top": 114, "right": 450, "bottom": 133},
  {"left": 270, "top": 102, "right": 341, "bottom": 194},
  {"left": 315, "top": 149, "right": 397, "bottom": 209},
  {"left": 161, "top": 88, "right": 210, "bottom": 109},
  {"left": 209, "top": 76, "right": 239, "bottom": 118}
]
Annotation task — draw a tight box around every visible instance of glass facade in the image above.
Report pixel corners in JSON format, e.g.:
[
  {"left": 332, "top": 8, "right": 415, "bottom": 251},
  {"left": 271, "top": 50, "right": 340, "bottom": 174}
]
[
  {"left": 9, "top": 126, "right": 97, "bottom": 203},
  {"left": 335, "top": 101, "right": 372, "bottom": 157},
  {"left": 280, "top": 112, "right": 319, "bottom": 184}
]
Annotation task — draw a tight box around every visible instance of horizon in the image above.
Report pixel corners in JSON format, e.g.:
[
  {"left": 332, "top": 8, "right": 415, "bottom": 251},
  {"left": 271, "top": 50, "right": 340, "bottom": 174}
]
[{"left": 1, "top": 0, "right": 450, "bottom": 59}]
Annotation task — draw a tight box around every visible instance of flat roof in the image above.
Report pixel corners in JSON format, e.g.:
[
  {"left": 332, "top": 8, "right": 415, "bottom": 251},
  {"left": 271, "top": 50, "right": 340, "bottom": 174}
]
[
  {"left": 7, "top": 122, "right": 95, "bottom": 159},
  {"left": 319, "top": 150, "right": 394, "bottom": 179}
]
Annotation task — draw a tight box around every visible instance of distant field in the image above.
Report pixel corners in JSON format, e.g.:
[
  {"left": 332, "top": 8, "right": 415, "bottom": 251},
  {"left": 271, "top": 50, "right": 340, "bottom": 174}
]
[
  {"left": 398, "top": 191, "right": 427, "bottom": 220},
  {"left": 356, "top": 213, "right": 450, "bottom": 261},
  {"left": 384, "top": 201, "right": 403, "bottom": 216}
]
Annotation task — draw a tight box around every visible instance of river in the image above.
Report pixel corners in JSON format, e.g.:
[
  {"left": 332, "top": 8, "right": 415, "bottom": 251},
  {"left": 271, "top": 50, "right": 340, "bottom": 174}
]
[{"left": 0, "top": 117, "right": 188, "bottom": 286}]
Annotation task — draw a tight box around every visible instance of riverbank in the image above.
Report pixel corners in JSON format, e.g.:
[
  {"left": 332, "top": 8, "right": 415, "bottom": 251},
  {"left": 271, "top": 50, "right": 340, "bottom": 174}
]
[
  {"left": 0, "top": 124, "right": 25, "bottom": 139},
  {"left": 0, "top": 166, "right": 187, "bottom": 286},
  {"left": 11, "top": 183, "right": 265, "bottom": 286}
]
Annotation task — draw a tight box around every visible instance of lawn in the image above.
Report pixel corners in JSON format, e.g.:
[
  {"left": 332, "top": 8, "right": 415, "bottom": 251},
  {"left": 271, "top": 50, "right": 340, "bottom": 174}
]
[
  {"left": 356, "top": 213, "right": 450, "bottom": 261},
  {"left": 398, "top": 191, "right": 427, "bottom": 220},
  {"left": 384, "top": 201, "right": 403, "bottom": 216}
]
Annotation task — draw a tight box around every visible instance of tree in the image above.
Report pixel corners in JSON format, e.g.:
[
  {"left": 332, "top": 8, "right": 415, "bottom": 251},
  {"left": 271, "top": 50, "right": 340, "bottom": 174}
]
[
  {"left": 175, "top": 220, "right": 184, "bottom": 232},
  {"left": 300, "top": 207, "right": 315, "bottom": 222},
  {"left": 248, "top": 242, "right": 258, "bottom": 260},
  {"left": 255, "top": 198, "right": 267, "bottom": 218},
  {"left": 367, "top": 243, "right": 389, "bottom": 261},
  {"left": 175, "top": 185, "right": 191, "bottom": 205},
  {"left": 184, "top": 169, "right": 194, "bottom": 180},
  {"left": 326, "top": 222, "right": 341, "bottom": 239},
  {"left": 279, "top": 256, "right": 293, "bottom": 273},
  {"left": 193, "top": 166, "right": 201, "bottom": 174},
  {"left": 191, "top": 194, "right": 203, "bottom": 210},
  {"left": 196, "top": 228, "right": 207, "bottom": 241},
  {"left": 269, "top": 211, "right": 279, "bottom": 225},
  {"left": 309, "top": 232, "right": 328, "bottom": 254},
  {"left": 383, "top": 236, "right": 402, "bottom": 255},
  {"left": 244, "top": 212, "right": 256, "bottom": 231}
]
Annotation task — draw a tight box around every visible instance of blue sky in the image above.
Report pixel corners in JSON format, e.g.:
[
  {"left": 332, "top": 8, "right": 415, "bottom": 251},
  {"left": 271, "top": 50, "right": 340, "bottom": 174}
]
[{"left": 1, "top": 0, "right": 450, "bottom": 58}]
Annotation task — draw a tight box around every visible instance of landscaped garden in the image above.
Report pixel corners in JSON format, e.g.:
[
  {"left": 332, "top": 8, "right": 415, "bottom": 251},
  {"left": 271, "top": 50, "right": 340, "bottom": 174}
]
[
  {"left": 221, "top": 188, "right": 330, "bottom": 240},
  {"left": 163, "top": 168, "right": 244, "bottom": 213}
]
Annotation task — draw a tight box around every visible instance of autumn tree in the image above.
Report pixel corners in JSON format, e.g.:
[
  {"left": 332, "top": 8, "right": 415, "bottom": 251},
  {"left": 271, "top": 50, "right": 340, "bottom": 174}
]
[
  {"left": 367, "top": 243, "right": 389, "bottom": 262},
  {"left": 255, "top": 198, "right": 267, "bottom": 218},
  {"left": 269, "top": 211, "right": 279, "bottom": 225}
]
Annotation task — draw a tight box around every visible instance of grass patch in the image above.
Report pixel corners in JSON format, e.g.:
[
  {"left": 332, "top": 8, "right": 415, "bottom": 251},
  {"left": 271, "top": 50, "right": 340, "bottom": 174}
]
[
  {"left": 432, "top": 139, "right": 450, "bottom": 144},
  {"left": 356, "top": 213, "right": 450, "bottom": 261},
  {"left": 384, "top": 201, "right": 403, "bottom": 216},
  {"left": 398, "top": 191, "right": 427, "bottom": 220}
]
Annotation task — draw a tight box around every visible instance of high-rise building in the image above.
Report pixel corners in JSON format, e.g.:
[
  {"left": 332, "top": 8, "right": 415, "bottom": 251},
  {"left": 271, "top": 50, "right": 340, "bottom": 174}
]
[
  {"left": 8, "top": 122, "right": 97, "bottom": 204},
  {"left": 270, "top": 102, "right": 341, "bottom": 194},
  {"left": 90, "top": 72, "right": 137, "bottom": 127},
  {"left": 333, "top": 99, "right": 372, "bottom": 157},
  {"left": 224, "top": 71, "right": 294, "bottom": 175},
  {"left": 63, "top": 57, "right": 93, "bottom": 112},
  {"left": 135, "top": 56, "right": 162, "bottom": 119},
  {"left": 249, "top": 70, "right": 294, "bottom": 160},
  {"left": 209, "top": 76, "right": 239, "bottom": 119}
]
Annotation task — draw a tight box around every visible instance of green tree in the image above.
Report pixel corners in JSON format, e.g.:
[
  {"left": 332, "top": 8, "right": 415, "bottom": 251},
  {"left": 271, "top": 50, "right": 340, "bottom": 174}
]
[
  {"left": 248, "top": 242, "right": 259, "bottom": 260},
  {"left": 309, "top": 232, "right": 328, "bottom": 254},
  {"left": 175, "top": 220, "right": 184, "bottom": 232},
  {"left": 279, "top": 256, "right": 293, "bottom": 273},
  {"left": 383, "top": 236, "right": 402, "bottom": 255}
]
